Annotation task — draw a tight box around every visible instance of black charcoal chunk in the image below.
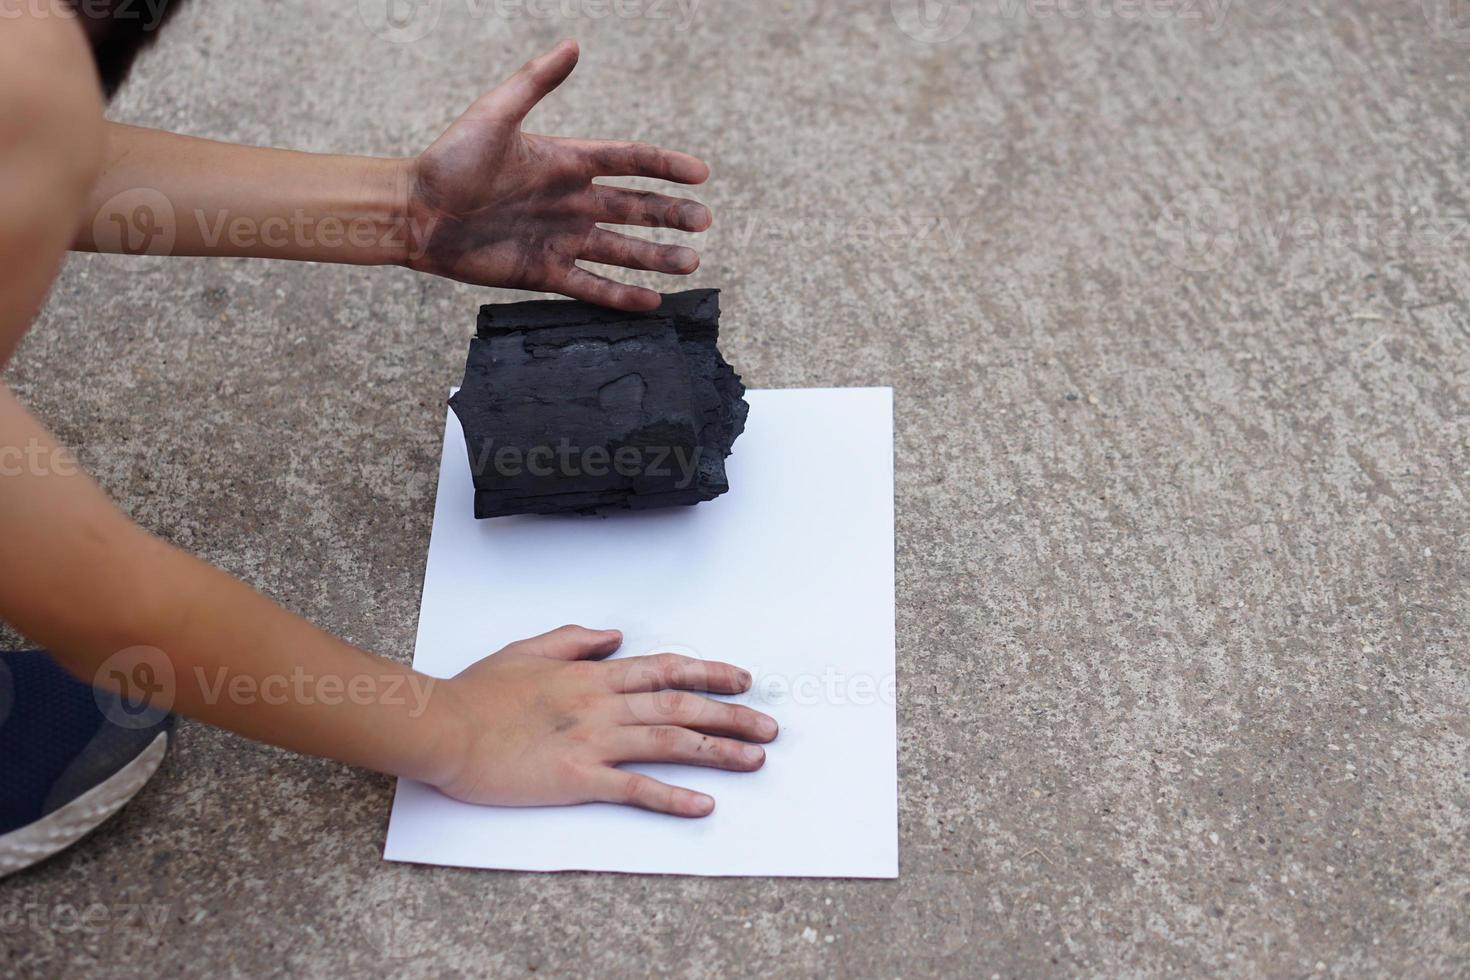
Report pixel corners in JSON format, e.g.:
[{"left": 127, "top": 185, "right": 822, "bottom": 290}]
[{"left": 449, "top": 289, "right": 748, "bottom": 519}]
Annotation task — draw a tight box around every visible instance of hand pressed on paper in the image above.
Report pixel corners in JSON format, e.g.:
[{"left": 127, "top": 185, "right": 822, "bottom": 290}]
[
  {"left": 432, "top": 625, "right": 777, "bottom": 817},
  {"left": 404, "top": 40, "right": 712, "bottom": 312}
]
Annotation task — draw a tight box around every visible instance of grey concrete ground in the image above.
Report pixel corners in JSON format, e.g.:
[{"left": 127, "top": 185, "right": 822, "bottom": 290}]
[{"left": 2, "top": 0, "right": 1468, "bottom": 975}]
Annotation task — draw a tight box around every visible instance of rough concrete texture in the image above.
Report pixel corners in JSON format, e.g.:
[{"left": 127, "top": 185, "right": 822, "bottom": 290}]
[{"left": 2, "top": 0, "right": 1468, "bottom": 976}]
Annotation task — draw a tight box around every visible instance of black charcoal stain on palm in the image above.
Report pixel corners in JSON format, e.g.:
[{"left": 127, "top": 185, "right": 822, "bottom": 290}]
[{"left": 450, "top": 289, "right": 748, "bottom": 518}]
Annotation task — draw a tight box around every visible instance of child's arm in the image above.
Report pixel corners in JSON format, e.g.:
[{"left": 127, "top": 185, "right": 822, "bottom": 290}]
[
  {"left": 3, "top": 18, "right": 772, "bottom": 817},
  {"left": 75, "top": 41, "right": 711, "bottom": 312},
  {"left": 0, "top": 387, "right": 775, "bottom": 816}
]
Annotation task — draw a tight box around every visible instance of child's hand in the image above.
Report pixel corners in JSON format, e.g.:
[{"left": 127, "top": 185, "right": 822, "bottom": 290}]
[
  {"left": 403, "top": 40, "right": 712, "bottom": 312},
  {"left": 430, "top": 625, "right": 776, "bottom": 817}
]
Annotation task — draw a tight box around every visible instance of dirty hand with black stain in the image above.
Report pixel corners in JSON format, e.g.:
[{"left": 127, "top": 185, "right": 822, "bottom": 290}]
[
  {"left": 431, "top": 625, "right": 777, "bottom": 817},
  {"left": 404, "top": 39, "right": 713, "bottom": 311},
  {"left": 2, "top": 9, "right": 750, "bottom": 830},
  {"left": 74, "top": 40, "right": 708, "bottom": 313}
]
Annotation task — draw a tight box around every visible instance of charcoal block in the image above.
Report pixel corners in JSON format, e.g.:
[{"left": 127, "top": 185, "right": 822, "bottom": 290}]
[{"left": 449, "top": 289, "right": 748, "bottom": 519}]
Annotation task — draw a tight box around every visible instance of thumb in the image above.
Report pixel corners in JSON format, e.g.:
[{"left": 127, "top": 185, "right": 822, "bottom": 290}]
[
  {"left": 478, "top": 39, "right": 579, "bottom": 126},
  {"left": 523, "top": 624, "right": 622, "bottom": 661}
]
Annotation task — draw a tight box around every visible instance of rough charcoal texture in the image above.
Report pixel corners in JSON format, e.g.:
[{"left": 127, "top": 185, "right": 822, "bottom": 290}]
[{"left": 449, "top": 289, "right": 748, "bottom": 519}]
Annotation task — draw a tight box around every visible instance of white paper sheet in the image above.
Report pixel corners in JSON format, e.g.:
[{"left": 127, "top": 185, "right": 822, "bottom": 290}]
[{"left": 384, "top": 387, "right": 896, "bottom": 877}]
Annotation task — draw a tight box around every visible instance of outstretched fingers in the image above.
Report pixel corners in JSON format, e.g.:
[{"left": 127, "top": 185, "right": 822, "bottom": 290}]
[
  {"left": 479, "top": 39, "right": 580, "bottom": 124},
  {"left": 583, "top": 712, "right": 772, "bottom": 817},
  {"left": 585, "top": 767, "right": 716, "bottom": 817},
  {"left": 574, "top": 139, "right": 710, "bottom": 184},
  {"left": 581, "top": 229, "right": 699, "bottom": 275},
  {"left": 622, "top": 690, "right": 779, "bottom": 742},
  {"left": 605, "top": 652, "right": 751, "bottom": 694},
  {"left": 558, "top": 266, "right": 661, "bottom": 311},
  {"left": 590, "top": 186, "right": 712, "bottom": 231},
  {"left": 609, "top": 726, "right": 766, "bottom": 772},
  {"left": 518, "top": 624, "right": 623, "bottom": 661}
]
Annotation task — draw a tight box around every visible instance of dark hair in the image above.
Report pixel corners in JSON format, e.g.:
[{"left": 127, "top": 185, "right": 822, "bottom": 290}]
[{"left": 69, "top": 0, "right": 186, "bottom": 99}]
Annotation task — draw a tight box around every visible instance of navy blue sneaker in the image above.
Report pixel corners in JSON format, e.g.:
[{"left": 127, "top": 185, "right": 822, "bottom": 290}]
[{"left": 0, "top": 650, "right": 173, "bottom": 877}]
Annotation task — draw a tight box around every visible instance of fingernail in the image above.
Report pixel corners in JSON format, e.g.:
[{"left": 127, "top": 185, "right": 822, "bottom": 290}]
[
  {"left": 692, "top": 793, "right": 715, "bottom": 815},
  {"left": 738, "top": 669, "right": 753, "bottom": 688},
  {"left": 742, "top": 744, "right": 765, "bottom": 764},
  {"left": 682, "top": 204, "right": 710, "bottom": 227},
  {"left": 758, "top": 716, "right": 778, "bottom": 739}
]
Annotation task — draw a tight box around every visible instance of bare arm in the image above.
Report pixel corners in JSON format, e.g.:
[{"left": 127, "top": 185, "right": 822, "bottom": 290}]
[
  {"left": 1, "top": 4, "right": 454, "bottom": 787},
  {"left": 76, "top": 124, "right": 411, "bottom": 267},
  {"left": 0, "top": 387, "right": 462, "bottom": 784},
  {"left": 75, "top": 41, "right": 715, "bottom": 311},
  {"left": 4, "top": 16, "right": 774, "bottom": 817},
  {"left": 0, "top": 337, "right": 774, "bottom": 814},
  {"left": 1, "top": 382, "right": 777, "bottom": 816}
]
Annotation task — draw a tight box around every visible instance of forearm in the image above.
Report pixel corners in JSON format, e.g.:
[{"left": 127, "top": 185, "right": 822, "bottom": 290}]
[
  {"left": 0, "top": 385, "right": 462, "bottom": 785},
  {"left": 74, "top": 123, "right": 417, "bottom": 266}
]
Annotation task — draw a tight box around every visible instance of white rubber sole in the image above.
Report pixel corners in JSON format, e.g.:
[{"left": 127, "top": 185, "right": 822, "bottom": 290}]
[{"left": 0, "top": 731, "right": 168, "bottom": 878}]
